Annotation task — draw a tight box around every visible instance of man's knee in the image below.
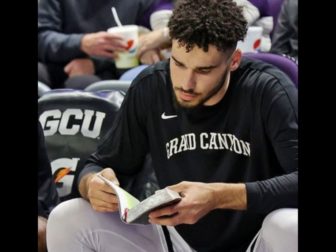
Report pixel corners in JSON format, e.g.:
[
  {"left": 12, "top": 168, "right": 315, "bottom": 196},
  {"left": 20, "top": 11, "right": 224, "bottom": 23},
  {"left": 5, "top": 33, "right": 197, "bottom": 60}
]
[
  {"left": 262, "top": 208, "right": 298, "bottom": 239},
  {"left": 47, "top": 198, "right": 95, "bottom": 250},
  {"left": 47, "top": 198, "right": 167, "bottom": 252},
  {"left": 47, "top": 198, "right": 93, "bottom": 237},
  {"left": 257, "top": 208, "right": 298, "bottom": 252},
  {"left": 49, "top": 198, "right": 91, "bottom": 223}
]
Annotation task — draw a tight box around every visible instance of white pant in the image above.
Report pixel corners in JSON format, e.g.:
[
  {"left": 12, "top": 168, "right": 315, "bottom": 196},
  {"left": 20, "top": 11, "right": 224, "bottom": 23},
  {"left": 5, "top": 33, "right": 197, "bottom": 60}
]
[
  {"left": 247, "top": 208, "right": 298, "bottom": 252},
  {"left": 47, "top": 198, "right": 297, "bottom": 252}
]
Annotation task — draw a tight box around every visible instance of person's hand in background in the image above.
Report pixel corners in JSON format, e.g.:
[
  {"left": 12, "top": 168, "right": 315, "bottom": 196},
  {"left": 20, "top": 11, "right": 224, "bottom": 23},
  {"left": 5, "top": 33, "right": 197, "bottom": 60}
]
[
  {"left": 137, "top": 27, "right": 171, "bottom": 59},
  {"left": 139, "top": 49, "right": 162, "bottom": 64},
  {"left": 64, "top": 58, "right": 95, "bottom": 77},
  {"left": 81, "top": 32, "right": 127, "bottom": 59}
]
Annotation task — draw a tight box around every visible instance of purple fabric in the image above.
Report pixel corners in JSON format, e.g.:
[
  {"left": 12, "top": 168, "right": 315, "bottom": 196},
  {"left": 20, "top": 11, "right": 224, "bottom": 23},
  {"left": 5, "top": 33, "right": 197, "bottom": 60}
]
[
  {"left": 249, "top": 0, "right": 284, "bottom": 27},
  {"left": 249, "top": 0, "right": 268, "bottom": 14},
  {"left": 139, "top": 0, "right": 174, "bottom": 28},
  {"left": 119, "top": 65, "right": 150, "bottom": 81},
  {"left": 266, "top": 0, "right": 284, "bottom": 27},
  {"left": 244, "top": 52, "right": 298, "bottom": 87}
]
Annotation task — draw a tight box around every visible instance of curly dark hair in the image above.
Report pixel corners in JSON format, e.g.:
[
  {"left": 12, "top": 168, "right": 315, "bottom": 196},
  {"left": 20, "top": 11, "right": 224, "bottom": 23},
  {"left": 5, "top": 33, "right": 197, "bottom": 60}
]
[{"left": 168, "top": 0, "right": 248, "bottom": 52}]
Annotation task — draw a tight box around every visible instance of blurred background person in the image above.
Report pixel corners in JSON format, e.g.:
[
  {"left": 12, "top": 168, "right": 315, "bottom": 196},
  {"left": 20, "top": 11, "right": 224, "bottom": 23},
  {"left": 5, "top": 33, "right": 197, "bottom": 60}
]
[
  {"left": 270, "top": 0, "right": 298, "bottom": 62},
  {"left": 38, "top": 0, "right": 162, "bottom": 89},
  {"left": 38, "top": 121, "right": 59, "bottom": 252}
]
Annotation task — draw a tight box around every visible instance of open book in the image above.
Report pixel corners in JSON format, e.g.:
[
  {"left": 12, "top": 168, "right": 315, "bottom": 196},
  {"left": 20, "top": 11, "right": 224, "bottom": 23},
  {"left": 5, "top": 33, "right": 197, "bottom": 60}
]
[{"left": 97, "top": 174, "right": 181, "bottom": 224}]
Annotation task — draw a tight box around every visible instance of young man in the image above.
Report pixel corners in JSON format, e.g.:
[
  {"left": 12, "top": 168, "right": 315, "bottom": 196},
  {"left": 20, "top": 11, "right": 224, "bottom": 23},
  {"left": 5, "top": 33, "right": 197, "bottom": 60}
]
[{"left": 47, "top": 0, "right": 298, "bottom": 251}]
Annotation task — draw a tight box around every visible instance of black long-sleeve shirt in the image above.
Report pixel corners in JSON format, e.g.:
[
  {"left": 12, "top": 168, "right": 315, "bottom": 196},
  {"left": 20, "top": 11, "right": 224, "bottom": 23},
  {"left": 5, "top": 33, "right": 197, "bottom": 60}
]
[{"left": 81, "top": 58, "right": 298, "bottom": 251}]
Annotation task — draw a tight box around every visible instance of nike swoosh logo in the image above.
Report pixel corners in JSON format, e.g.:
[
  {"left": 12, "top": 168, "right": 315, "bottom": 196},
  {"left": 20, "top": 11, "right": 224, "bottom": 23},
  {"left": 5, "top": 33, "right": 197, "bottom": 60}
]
[{"left": 161, "top": 112, "right": 178, "bottom": 120}]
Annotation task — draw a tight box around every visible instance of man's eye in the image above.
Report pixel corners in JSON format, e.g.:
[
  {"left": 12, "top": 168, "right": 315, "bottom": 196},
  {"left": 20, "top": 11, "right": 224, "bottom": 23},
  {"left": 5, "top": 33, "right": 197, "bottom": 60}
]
[{"left": 197, "top": 69, "right": 211, "bottom": 74}]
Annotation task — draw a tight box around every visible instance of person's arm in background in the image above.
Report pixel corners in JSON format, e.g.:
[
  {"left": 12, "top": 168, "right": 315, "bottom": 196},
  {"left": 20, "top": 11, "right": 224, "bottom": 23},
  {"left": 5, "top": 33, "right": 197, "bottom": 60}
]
[
  {"left": 138, "top": 26, "right": 171, "bottom": 59},
  {"left": 270, "top": 0, "right": 298, "bottom": 60},
  {"left": 38, "top": 0, "right": 126, "bottom": 64},
  {"left": 38, "top": 0, "right": 85, "bottom": 63},
  {"left": 136, "top": 0, "right": 174, "bottom": 64},
  {"left": 38, "top": 121, "right": 59, "bottom": 252},
  {"left": 64, "top": 31, "right": 127, "bottom": 77}
]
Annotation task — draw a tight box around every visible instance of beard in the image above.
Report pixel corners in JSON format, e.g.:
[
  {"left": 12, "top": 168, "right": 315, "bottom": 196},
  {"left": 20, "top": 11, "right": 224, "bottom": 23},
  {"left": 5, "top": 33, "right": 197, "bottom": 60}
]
[{"left": 172, "top": 66, "right": 230, "bottom": 111}]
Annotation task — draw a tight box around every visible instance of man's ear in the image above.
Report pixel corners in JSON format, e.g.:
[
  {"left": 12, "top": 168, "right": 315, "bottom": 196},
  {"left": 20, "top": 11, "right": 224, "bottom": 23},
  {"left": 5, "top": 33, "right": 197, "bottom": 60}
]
[{"left": 229, "top": 49, "right": 242, "bottom": 71}]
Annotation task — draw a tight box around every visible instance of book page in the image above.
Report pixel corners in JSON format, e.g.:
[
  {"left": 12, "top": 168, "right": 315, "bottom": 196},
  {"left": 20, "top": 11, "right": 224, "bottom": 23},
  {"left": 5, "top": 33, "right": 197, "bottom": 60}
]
[{"left": 97, "top": 174, "right": 139, "bottom": 222}]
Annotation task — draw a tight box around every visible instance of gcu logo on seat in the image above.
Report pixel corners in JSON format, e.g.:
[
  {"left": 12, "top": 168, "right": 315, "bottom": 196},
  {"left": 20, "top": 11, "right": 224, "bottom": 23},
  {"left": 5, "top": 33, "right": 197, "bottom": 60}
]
[{"left": 39, "top": 109, "right": 106, "bottom": 138}]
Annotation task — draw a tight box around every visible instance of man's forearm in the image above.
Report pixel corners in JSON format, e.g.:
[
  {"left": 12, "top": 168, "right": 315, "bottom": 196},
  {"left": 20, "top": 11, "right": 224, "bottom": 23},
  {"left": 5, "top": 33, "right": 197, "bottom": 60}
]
[{"left": 211, "top": 183, "right": 247, "bottom": 210}]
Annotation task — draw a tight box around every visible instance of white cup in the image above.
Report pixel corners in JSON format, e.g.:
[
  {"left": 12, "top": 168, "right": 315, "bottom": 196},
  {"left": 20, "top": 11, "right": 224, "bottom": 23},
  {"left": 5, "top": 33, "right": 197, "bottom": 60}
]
[
  {"left": 237, "top": 26, "right": 263, "bottom": 53},
  {"left": 150, "top": 10, "right": 173, "bottom": 30},
  {"left": 107, "top": 25, "right": 139, "bottom": 69}
]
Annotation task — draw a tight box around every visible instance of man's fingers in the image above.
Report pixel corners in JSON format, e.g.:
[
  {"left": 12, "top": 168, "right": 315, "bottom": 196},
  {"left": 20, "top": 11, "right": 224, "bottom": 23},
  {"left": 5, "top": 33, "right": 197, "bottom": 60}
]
[
  {"left": 149, "top": 213, "right": 181, "bottom": 226},
  {"left": 151, "top": 53, "right": 161, "bottom": 63},
  {"left": 137, "top": 44, "right": 148, "bottom": 57},
  {"left": 103, "top": 44, "right": 126, "bottom": 53},
  {"left": 89, "top": 192, "right": 119, "bottom": 212},
  {"left": 104, "top": 33, "right": 124, "bottom": 41},
  {"left": 149, "top": 204, "right": 178, "bottom": 218},
  {"left": 89, "top": 48, "right": 116, "bottom": 59},
  {"left": 63, "top": 62, "right": 72, "bottom": 74},
  {"left": 168, "top": 181, "right": 189, "bottom": 192},
  {"left": 100, "top": 168, "right": 120, "bottom": 185},
  {"left": 91, "top": 203, "right": 119, "bottom": 213},
  {"left": 90, "top": 197, "right": 118, "bottom": 209},
  {"left": 94, "top": 189, "right": 119, "bottom": 204}
]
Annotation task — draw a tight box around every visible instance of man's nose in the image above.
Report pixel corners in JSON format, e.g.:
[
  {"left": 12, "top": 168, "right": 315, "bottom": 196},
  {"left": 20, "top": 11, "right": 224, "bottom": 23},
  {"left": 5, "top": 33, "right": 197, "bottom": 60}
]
[{"left": 182, "top": 70, "right": 196, "bottom": 91}]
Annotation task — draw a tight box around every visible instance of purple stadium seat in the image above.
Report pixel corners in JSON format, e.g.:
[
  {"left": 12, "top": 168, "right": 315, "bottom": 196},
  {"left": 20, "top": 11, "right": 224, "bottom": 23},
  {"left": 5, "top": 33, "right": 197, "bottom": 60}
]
[
  {"left": 244, "top": 52, "right": 298, "bottom": 88},
  {"left": 249, "top": 0, "right": 267, "bottom": 14},
  {"left": 84, "top": 80, "right": 132, "bottom": 93},
  {"left": 152, "top": 0, "right": 174, "bottom": 12},
  {"left": 249, "top": 0, "right": 284, "bottom": 34},
  {"left": 139, "top": 0, "right": 174, "bottom": 28},
  {"left": 119, "top": 64, "right": 149, "bottom": 81}
]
